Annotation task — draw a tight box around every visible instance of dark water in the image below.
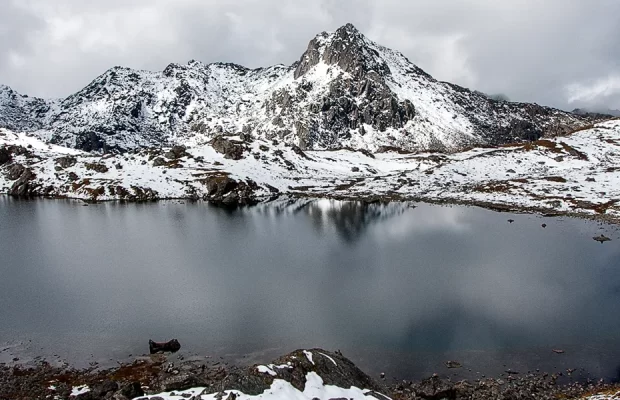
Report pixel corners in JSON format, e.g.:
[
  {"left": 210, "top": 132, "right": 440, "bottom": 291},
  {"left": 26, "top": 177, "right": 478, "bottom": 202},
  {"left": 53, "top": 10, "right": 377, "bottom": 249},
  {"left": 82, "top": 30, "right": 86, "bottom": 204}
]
[{"left": 1, "top": 196, "right": 620, "bottom": 381}]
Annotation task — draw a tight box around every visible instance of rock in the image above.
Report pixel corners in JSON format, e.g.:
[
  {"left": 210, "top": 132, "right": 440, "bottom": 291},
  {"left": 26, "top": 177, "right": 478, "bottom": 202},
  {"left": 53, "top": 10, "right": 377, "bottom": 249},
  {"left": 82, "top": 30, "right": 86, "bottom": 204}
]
[
  {"left": 153, "top": 157, "right": 167, "bottom": 167},
  {"left": 211, "top": 136, "right": 245, "bottom": 160},
  {"left": 414, "top": 375, "right": 457, "bottom": 399},
  {"left": 67, "top": 172, "right": 79, "bottom": 181},
  {"left": 85, "top": 163, "right": 109, "bottom": 173},
  {"left": 446, "top": 360, "right": 462, "bottom": 368},
  {"left": 9, "top": 168, "right": 36, "bottom": 196},
  {"left": 508, "top": 219, "right": 515, "bottom": 223},
  {"left": 291, "top": 144, "right": 312, "bottom": 160},
  {"left": 593, "top": 235, "right": 611, "bottom": 244},
  {"left": 351, "top": 167, "right": 360, "bottom": 172},
  {"left": 55, "top": 156, "right": 77, "bottom": 169},
  {"left": 506, "top": 169, "right": 516, "bottom": 173},
  {"left": 121, "top": 382, "right": 144, "bottom": 398},
  {"left": 87, "top": 380, "right": 119, "bottom": 398},
  {"left": 5, "top": 163, "right": 25, "bottom": 180},
  {"left": 0, "top": 147, "right": 11, "bottom": 165},
  {"left": 164, "top": 145, "right": 188, "bottom": 160},
  {"left": 586, "top": 177, "right": 596, "bottom": 182},
  {"left": 202, "top": 175, "right": 258, "bottom": 205},
  {"left": 149, "top": 339, "right": 181, "bottom": 354}
]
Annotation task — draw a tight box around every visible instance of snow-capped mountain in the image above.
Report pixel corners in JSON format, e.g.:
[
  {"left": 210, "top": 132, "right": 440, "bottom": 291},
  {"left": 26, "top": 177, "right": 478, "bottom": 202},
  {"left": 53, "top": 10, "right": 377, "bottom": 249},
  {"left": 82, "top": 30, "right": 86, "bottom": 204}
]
[{"left": 0, "top": 24, "right": 594, "bottom": 153}]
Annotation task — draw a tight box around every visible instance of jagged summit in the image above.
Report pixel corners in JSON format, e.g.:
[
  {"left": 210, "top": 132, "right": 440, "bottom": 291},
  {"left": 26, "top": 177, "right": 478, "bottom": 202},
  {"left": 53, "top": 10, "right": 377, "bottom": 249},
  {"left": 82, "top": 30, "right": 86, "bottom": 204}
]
[
  {"left": 0, "top": 25, "right": 594, "bottom": 153},
  {"left": 295, "top": 23, "right": 389, "bottom": 80}
]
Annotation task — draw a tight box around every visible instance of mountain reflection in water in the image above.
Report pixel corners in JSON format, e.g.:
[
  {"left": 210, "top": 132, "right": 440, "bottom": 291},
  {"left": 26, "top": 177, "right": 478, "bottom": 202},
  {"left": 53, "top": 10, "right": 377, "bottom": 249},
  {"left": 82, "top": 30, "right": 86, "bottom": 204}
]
[{"left": 0, "top": 196, "right": 619, "bottom": 381}]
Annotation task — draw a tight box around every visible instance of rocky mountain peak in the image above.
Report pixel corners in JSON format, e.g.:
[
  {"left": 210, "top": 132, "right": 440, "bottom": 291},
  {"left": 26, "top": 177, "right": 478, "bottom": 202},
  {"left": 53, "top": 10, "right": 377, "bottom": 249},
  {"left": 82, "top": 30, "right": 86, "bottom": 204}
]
[{"left": 294, "top": 23, "right": 390, "bottom": 80}]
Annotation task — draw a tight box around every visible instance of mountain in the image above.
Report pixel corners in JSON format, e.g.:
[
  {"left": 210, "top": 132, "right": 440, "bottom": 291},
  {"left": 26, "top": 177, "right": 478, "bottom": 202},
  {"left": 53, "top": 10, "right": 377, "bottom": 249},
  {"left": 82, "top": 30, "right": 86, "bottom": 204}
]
[
  {"left": 0, "top": 24, "right": 597, "bottom": 153},
  {"left": 573, "top": 107, "right": 620, "bottom": 118}
]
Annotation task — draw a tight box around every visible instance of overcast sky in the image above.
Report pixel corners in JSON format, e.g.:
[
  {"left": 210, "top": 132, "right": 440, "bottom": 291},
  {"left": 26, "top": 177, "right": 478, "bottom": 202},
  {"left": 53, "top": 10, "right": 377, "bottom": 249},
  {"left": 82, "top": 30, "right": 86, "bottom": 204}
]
[{"left": 1, "top": 0, "right": 619, "bottom": 111}]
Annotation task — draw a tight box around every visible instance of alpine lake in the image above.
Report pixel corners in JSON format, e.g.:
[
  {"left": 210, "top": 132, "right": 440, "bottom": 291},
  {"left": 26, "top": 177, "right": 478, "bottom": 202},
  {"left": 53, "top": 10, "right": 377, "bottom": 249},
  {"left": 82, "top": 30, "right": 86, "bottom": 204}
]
[{"left": 1, "top": 196, "right": 619, "bottom": 383}]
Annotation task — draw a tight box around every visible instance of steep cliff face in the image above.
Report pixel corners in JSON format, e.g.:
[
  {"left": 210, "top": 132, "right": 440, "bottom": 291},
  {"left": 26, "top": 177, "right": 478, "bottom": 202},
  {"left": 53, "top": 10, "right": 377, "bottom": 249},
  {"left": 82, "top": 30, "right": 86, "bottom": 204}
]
[{"left": 0, "top": 24, "right": 593, "bottom": 153}]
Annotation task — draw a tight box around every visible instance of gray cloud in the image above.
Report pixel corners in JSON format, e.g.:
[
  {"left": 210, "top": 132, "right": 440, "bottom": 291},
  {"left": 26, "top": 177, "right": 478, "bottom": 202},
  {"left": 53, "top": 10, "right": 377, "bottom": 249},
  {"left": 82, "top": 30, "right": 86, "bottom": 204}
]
[{"left": 1, "top": 0, "right": 619, "bottom": 110}]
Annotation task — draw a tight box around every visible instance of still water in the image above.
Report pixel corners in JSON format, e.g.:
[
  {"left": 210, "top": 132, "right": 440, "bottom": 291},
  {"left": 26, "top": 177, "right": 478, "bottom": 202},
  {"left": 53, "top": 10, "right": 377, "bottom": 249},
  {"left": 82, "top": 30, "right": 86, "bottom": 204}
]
[{"left": 1, "top": 196, "right": 619, "bottom": 381}]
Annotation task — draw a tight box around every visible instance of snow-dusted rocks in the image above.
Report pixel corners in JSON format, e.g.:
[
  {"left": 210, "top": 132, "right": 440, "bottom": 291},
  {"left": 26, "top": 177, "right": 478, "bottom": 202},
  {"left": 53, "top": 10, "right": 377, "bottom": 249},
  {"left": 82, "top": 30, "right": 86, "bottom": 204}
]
[
  {"left": 0, "top": 24, "right": 595, "bottom": 154},
  {"left": 0, "top": 120, "right": 620, "bottom": 219},
  {"left": 1, "top": 119, "right": 620, "bottom": 219}
]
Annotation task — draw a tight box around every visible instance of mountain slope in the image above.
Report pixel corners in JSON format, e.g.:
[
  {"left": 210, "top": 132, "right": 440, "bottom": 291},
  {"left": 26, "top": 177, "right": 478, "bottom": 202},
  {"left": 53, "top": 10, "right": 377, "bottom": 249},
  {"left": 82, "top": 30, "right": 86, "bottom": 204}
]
[{"left": 0, "top": 24, "right": 594, "bottom": 153}]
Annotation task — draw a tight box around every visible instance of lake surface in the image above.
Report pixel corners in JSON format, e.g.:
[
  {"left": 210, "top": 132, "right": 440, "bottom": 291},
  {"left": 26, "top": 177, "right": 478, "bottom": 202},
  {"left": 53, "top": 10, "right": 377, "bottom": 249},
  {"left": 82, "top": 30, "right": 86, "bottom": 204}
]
[{"left": 1, "top": 196, "right": 620, "bottom": 381}]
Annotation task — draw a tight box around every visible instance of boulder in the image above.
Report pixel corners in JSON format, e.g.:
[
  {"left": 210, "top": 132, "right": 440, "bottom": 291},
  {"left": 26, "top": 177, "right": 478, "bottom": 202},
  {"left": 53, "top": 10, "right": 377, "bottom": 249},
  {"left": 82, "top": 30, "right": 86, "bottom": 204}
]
[
  {"left": 85, "top": 163, "right": 109, "bottom": 173},
  {"left": 5, "top": 163, "right": 25, "bottom": 180},
  {"left": 9, "top": 168, "right": 36, "bottom": 196},
  {"left": 0, "top": 147, "right": 11, "bottom": 165},
  {"left": 55, "top": 156, "right": 77, "bottom": 169},
  {"left": 211, "top": 136, "right": 245, "bottom": 160},
  {"left": 202, "top": 175, "right": 258, "bottom": 205}
]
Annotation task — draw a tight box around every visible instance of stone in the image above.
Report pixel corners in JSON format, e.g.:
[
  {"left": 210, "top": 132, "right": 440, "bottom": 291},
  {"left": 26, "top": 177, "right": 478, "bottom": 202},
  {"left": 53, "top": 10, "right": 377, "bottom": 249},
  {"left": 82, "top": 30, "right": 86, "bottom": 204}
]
[
  {"left": 149, "top": 339, "right": 181, "bottom": 354},
  {"left": 153, "top": 157, "right": 167, "bottom": 167},
  {"left": 55, "top": 156, "right": 77, "bottom": 169},
  {"left": 121, "top": 382, "right": 144, "bottom": 399},
  {"left": 9, "top": 168, "right": 35, "bottom": 196},
  {"left": 85, "top": 163, "right": 109, "bottom": 173},
  {"left": 0, "top": 147, "right": 11, "bottom": 165},
  {"left": 211, "top": 136, "right": 245, "bottom": 160},
  {"left": 5, "top": 163, "right": 25, "bottom": 180}
]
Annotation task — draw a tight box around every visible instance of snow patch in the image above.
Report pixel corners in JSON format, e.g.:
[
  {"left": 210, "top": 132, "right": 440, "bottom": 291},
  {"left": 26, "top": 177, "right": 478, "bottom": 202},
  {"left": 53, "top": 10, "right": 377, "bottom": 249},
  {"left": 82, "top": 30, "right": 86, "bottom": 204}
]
[{"left": 303, "top": 350, "right": 315, "bottom": 365}]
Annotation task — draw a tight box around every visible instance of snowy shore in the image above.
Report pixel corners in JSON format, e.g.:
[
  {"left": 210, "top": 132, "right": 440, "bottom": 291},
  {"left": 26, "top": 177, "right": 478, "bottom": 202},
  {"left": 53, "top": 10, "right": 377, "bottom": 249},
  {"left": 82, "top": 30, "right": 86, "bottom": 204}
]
[{"left": 1, "top": 119, "right": 619, "bottom": 222}]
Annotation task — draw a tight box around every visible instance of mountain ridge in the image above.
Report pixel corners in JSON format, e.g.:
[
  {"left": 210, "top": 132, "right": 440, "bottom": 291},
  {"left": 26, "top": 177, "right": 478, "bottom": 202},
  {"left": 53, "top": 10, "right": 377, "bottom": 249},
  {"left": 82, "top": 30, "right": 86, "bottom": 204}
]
[{"left": 0, "top": 23, "right": 596, "bottom": 153}]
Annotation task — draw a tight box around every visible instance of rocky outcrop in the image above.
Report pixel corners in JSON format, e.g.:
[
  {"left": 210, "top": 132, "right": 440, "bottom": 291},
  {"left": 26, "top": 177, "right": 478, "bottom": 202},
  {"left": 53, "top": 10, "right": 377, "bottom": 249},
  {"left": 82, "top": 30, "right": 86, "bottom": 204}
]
[
  {"left": 0, "top": 147, "right": 11, "bottom": 165},
  {"left": 9, "top": 167, "right": 36, "bottom": 196},
  {"left": 211, "top": 136, "right": 246, "bottom": 160},
  {"left": 201, "top": 174, "right": 258, "bottom": 205},
  {"left": 55, "top": 156, "right": 77, "bottom": 169},
  {"left": 5, "top": 163, "right": 25, "bottom": 180}
]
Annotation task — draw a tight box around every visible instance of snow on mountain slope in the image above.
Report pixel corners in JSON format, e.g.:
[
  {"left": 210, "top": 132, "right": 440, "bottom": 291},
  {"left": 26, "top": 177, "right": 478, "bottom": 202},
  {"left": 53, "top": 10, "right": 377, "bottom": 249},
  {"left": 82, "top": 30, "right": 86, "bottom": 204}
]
[
  {"left": 2, "top": 119, "right": 619, "bottom": 220},
  {"left": 0, "top": 24, "right": 594, "bottom": 153}
]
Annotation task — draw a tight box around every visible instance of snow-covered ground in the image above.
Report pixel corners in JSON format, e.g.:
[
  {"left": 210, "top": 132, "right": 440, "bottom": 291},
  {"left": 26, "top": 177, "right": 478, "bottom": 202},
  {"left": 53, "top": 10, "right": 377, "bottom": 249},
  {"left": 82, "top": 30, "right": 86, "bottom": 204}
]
[
  {"left": 1, "top": 119, "right": 619, "bottom": 220},
  {"left": 119, "top": 372, "right": 389, "bottom": 400}
]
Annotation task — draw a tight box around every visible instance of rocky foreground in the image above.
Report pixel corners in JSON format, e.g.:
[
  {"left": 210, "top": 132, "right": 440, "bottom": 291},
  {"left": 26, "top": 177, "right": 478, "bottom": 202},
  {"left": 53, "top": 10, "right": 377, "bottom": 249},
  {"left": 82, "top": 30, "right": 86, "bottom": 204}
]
[
  {"left": 1, "top": 119, "right": 620, "bottom": 222},
  {"left": 1, "top": 349, "right": 619, "bottom": 400}
]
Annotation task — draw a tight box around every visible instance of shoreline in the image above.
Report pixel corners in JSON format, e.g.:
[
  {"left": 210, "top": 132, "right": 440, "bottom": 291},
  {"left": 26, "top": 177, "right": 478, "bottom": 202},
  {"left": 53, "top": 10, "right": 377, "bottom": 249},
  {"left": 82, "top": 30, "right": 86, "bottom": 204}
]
[
  {"left": 1, "top": 348, "right": 619, "bottom": 400},
  {"left": 3, "top": 192, "right": 620, "bottom": 227}
]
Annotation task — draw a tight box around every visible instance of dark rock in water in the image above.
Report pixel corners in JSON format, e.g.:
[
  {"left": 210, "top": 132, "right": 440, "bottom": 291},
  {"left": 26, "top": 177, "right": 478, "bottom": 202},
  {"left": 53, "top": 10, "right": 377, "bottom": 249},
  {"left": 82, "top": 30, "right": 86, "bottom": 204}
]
[
  {"left": 202, "top": 175, "right": 258, "bottom": 205},
  {"left": 5, "top": 163, "right": 25, "bottom": 180},
  {"left": 9, "top": 167, "right": 36, "bottom": 196},
  {"left": 508, "top": 219, "right": 515, "bottom": 223},
  {"left": 0, "top": 147, "right": 11, "bottom": 165},
  {"left": 149, "top": 339, "right": 181, "bottom": 354},
  {"left": 55, "top": 156, "right": 77, "bottom": 169},
  {"left": 593, "top": 235, "right": 611, "bottom": 243},
  {"left": 446, "top": 360, "right": 462, "bottom": 369},
  {"left": 211, "top": 136, "right": 246, "bottom": 160}
]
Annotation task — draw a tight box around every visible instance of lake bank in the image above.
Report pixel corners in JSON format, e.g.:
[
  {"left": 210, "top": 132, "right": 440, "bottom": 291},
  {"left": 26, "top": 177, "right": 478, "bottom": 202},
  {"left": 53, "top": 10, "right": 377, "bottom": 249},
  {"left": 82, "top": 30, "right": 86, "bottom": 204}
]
[{"left": 2, "top": 348, "right": 619, "bottom": 400}]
